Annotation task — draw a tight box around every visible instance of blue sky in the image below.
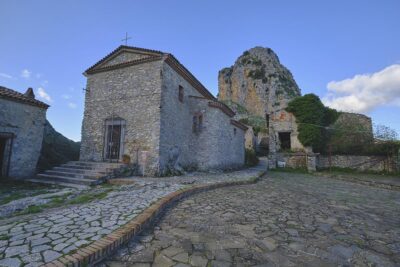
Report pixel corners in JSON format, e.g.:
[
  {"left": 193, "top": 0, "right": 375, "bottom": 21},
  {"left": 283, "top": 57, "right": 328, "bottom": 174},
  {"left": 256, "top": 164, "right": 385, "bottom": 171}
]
[{"left": 1, "top": 0, "right": 399, "bottom": 141}]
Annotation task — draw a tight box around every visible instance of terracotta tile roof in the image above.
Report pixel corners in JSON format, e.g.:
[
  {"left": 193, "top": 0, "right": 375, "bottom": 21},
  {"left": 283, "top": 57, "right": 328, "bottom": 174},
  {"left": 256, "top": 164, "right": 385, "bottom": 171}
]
[
  {"left": 208, "top": 101, "right": 235, "bottom": 117},
  {"left": 164, "top": 54, "right": 216, "bottom": 100},
  {"left": 85, "top": 56, "right": 163, "bottom": 75},
  {"left": 84, "top": 45, "right": 164, "bottom": 74},
  {"left": 0, "top": 86, "right": 49, "bottom": 109},
  {"left": 230, "top": 119, "right": 248, "bottom": 131}
]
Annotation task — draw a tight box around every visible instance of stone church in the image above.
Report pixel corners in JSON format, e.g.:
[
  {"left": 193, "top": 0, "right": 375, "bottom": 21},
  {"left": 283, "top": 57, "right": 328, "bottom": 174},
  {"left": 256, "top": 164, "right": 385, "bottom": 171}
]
[{"left": 80, "top": 46, "right": 247, "bottom": 176}]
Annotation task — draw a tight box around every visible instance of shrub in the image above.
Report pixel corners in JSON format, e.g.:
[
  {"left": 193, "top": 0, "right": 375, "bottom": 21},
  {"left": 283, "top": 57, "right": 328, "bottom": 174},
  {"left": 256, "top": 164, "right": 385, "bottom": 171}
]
[
  {"left": 248, "top": 66, "right": 266, "bottom": 80},
  {"left": 286, "top": 94, "right": 340, "bottom": 152},
  {"left": 245, "top": 149, "right": 259, "bottom": 166},
  {"left": 122, "top": 154, "right": 131, "bottom": 164}
]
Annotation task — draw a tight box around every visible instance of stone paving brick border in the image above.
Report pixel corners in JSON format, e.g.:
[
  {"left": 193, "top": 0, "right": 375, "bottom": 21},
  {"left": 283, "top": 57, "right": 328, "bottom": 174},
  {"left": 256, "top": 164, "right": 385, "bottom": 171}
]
[{"left": 43, "top": 173, "right": 264, "bottom": 266}]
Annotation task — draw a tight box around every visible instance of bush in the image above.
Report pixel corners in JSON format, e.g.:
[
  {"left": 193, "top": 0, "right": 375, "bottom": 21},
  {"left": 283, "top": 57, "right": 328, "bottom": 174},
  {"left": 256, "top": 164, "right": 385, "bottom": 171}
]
[
  {"left": 248, "top": 66, "right": 266, "bottom": 80},
  {"left": 286, "top": 94, "right": 340, "bottom": 152},
  {"left": 245, "top": 149, "right": 259, "bottom": 166}
]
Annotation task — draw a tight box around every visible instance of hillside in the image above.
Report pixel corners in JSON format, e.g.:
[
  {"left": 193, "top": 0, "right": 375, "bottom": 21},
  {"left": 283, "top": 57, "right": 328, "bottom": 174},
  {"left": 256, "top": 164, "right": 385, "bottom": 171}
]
[{"left": 37, "top": 120, "right": 80, "bottom": 171}]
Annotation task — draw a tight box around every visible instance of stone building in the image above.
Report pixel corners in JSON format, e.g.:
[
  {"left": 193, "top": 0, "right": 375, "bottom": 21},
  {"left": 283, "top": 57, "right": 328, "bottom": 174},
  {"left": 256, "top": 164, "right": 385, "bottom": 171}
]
[
  {"left": 80, "top": 46, "right": 247, "bottom": 176},
  {"left": 0, "top": 86, "right": 49, "bottom": 178}
]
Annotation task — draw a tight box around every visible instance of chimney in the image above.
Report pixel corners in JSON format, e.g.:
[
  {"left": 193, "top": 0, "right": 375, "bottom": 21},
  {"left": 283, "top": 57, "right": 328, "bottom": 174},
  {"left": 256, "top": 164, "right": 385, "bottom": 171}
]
[{"left": 24, "top": 87, "right": 35, "bottom": 99}]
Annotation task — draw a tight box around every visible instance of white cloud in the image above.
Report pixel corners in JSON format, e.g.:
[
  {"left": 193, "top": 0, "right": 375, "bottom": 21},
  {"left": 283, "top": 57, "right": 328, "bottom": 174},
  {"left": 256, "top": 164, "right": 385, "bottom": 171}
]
[
  {"left": 62, "top": 94, "right": 71, "bottom": 99},
  {"left": 322, "top": 64, "right": 400, "bottom": 113},
  {"left": 36, "top": 73, "right": 42, "bottom": 79},
  {"left": 41, "top": 80, "right": 48, "bottom": 86},
  {"left": 68, "top": 102, "right": 77, "bottom": 109},
  {"left": 21, "top": 69, "right": 31, "bottom": 79},
  {"left": 0, "top": 72, "right": 13, "bottom": 79},
  {"left": 37, "top": 87, "right": 52, "bottom": 102}
]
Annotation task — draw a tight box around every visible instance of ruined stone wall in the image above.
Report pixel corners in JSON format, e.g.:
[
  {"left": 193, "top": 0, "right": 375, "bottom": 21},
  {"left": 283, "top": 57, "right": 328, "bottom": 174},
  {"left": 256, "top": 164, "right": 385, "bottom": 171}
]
[
  {"left": 317, "top": 155, "right": 397, "bottom": 173},
  {"left": 269, "top": 109, "right": 304, "bottom": 152},
  {"left": 80, "top": 61, "right": 163, "bottom": 175},
  {"left": 334, "top": 113, "right": 373, "bottom": 135},
  {"left": 0, "top": 98, "right": 46, "bottom": 178},
  {"left": 245, "top": 127, "right": 256, "bottom": 150}
]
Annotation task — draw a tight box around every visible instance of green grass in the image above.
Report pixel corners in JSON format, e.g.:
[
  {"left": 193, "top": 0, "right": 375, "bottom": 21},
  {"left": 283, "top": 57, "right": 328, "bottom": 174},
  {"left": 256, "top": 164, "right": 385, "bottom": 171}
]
[
  {"left": 0, "top": 180, "right": 61, "bottom": 205},
  {"left": 68, "top": 190, "right": 110, "bottom": 205},
  {"left": 0, "top": 234, "right": 9, "bottom": 240},
  {"left": 8, "top": 190, "right": 112, "bottom": 218}
]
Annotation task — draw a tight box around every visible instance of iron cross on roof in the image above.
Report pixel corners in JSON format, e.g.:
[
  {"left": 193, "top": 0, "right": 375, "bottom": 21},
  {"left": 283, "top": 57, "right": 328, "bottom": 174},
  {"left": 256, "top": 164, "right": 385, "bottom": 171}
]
[{"left": 121, "top": 32, "right": 132, "bottom": 45}]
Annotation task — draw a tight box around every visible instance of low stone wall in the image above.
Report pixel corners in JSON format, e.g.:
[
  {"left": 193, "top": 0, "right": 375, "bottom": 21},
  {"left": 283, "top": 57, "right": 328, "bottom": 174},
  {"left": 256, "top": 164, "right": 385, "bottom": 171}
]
[
  {"left": 277, "top": 152, "right": 306, "bottom": 169},
  {"left": 317, "top": 155, "right": 398, "bottom": 173},
  {"left": 274, "top": 152, "right": 399, "bottom": 173}
]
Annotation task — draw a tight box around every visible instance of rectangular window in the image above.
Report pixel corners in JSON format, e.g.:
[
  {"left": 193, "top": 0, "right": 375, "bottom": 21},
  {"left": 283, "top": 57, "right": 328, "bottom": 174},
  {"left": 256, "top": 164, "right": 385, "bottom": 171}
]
[
  {"left": 198, "top": 115, "right": 203, "bottom": 132},
  {"left": 179, "top": 85, "right": 184, "bottom": 102},
  {"left": 192, "top": 116, "right": 198, "bottom": 133}
]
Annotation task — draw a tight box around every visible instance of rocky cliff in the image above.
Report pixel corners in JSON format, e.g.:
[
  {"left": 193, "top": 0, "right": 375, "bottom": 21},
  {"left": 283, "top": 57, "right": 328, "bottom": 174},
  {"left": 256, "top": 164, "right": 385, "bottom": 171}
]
[
  {"left": 218, "top": 46, "right": 301, "bottom": 117},
  {"left": 37, "top": 120, "right": 80, "bottom": 171}
]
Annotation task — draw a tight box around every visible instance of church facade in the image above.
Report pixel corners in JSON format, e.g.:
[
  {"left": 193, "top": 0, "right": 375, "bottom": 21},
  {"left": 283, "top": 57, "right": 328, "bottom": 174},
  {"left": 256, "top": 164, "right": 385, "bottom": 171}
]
[{"left": 80, "top": 46, "right": 247, "bottom": 176}]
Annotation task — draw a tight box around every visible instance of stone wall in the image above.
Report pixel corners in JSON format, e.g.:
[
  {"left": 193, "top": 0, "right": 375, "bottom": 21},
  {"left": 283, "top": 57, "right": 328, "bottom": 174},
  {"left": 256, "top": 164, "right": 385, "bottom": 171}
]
[
  {"left": 276, "top": 152, "right": 398, "bottom": 173},
  {"left": 269, "top": 109, "right": 303, "bottom": 151},
  {"left": 317, "top": 155, "right": 398, "bottom": 173},
  {"left": 276, "top": 152, "right": 307, "bottom": 169},
  {"left": 159, "top": 62, "right": 245, "bottom": 173},
  {"left": 188, "top": 98, "right": 245, "bottom": 170},
  {"left": 100, "top": 51, "right": 150, "bottom": 68},
  {"left": 0, "top": 98, "right": 47, "bottom": 178},
  {"left": 80, "top": 60, "right": 163, "bottom": 175}
]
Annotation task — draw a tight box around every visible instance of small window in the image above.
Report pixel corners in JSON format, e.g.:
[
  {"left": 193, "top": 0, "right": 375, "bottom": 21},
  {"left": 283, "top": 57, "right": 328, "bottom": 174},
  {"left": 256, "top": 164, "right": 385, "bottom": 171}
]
[
  {"left": 192, "top": 114, "right": 203, "bottom": 134},
  {"left": 234, "top": 128, "right": 237, "bottom": 135},
  {"left": 192, "top": 116, "right": 198, "bottom": 133},
  {"left": 198, "top": 115, "right": 203, "bottom": 132},
  {"left": 265, "top": 114, "right": 270, "bottom": 129},
  {"left": 179, "top": 85, "right": 184, "bottom": 102}
]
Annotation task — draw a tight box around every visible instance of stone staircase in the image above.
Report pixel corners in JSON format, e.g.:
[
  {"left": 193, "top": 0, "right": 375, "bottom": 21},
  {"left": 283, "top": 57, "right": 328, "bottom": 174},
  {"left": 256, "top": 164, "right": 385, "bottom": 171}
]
[{"left": 28, "top": 161, "right": 126, "bottom": 188}]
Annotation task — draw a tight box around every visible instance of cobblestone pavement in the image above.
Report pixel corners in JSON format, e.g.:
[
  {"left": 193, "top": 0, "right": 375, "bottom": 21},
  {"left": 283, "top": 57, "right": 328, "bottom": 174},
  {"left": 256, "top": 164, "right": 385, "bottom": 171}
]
[
  {"left": 103, "top": 172, "right": 400, "bottom": 267},
  {"left": 0, "top": 166, "right": 264, "bottom": 267}
]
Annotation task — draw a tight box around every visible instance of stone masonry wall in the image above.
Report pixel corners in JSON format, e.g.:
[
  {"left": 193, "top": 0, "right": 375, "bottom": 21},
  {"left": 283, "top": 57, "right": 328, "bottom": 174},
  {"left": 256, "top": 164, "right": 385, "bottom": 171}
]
[
  {"left": 317, "top": 155, "right": 397, "bottom": 173},
  {"left": 159, "top": 62, "right": 245, "bottom": 173},
  {"left": 158, "top": 62, "right": 203, "bottom": 172},
  {"left": 269, "top": 109, "right": 303, "bottom": 152},
  {"left": 188, "top": 98, "right": 245, "bottom": 170},
  {"left": 80, "top": 61, "right": 163, "bottom": 175},
  {"left": 0, "top": 98, "right": 46, "bottom": 178},
  {"left": 100, "top": 51, "right": 150, "bottom": 68}
]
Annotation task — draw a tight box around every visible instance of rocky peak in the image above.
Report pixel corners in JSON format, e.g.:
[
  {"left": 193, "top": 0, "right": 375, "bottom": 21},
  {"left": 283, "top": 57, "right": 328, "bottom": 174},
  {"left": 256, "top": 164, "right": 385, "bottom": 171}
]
[{"left": 218, "top": 46, "right": 301, "bottom": 117}]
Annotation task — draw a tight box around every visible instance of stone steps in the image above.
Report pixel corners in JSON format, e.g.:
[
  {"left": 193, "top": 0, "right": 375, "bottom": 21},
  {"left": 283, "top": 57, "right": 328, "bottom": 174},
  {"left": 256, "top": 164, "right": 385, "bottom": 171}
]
[{"left": 31, "top": 161, "right": 126, "bottom": 188}]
